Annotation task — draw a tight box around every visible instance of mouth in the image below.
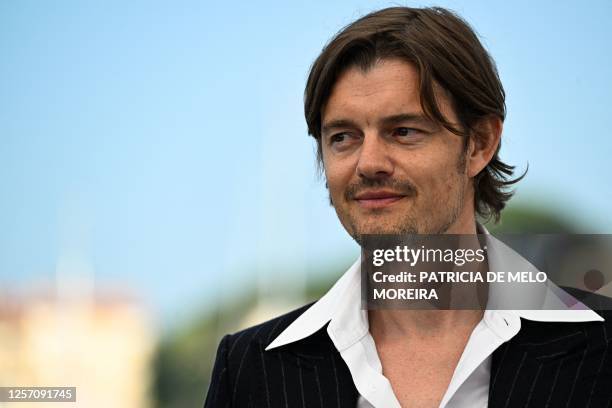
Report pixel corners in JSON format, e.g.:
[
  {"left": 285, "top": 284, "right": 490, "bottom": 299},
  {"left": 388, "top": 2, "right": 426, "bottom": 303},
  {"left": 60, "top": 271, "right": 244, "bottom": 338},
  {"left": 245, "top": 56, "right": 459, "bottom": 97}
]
[{"left": 353, "top": 190, "right": 408, "bottom": 209}]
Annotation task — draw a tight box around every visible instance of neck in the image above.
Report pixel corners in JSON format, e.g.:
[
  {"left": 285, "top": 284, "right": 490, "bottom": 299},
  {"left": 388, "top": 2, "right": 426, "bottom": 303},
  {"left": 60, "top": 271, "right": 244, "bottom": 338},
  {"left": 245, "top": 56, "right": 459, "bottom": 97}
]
[
  {"left": 369, "top": 308, "right": 483, "bottom": 341},
  {"left": 445, "top": 210, "right": 478, "bottom": 235}
]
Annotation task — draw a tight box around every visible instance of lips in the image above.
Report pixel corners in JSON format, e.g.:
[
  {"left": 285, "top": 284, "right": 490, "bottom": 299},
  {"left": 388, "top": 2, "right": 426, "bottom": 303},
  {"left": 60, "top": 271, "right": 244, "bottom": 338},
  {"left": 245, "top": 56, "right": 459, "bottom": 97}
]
[{"left": 353, "top": 190, "right": 407, "bottom": 209}]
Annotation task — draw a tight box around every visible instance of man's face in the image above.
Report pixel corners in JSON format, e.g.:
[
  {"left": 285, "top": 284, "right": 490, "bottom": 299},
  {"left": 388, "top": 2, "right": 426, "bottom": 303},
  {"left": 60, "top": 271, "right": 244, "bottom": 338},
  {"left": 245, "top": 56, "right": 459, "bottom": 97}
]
[{"left": 321, "top": 58, "right": 475, "bottom": 243}]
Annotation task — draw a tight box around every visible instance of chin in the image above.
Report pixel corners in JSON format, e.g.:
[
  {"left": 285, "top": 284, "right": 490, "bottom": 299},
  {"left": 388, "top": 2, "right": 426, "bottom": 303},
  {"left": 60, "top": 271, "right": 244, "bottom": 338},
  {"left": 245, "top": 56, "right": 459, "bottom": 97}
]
[{"left": 353, "top": 222, "right": 419, "bottom": 237}]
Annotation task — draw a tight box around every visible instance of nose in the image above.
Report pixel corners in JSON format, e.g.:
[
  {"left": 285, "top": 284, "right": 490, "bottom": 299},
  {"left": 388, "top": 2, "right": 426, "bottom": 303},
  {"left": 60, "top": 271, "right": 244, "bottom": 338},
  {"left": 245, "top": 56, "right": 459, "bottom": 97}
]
[{"left": 356, "top": 133, "right": 394, "bottom": 180}]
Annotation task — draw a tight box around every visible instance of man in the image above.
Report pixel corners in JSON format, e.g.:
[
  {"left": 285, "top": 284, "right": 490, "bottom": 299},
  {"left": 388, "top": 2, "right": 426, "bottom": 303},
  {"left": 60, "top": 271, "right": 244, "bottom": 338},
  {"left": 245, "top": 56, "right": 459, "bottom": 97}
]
[{"left": 204, "top": 7, "right": 612, "bottom": 407}]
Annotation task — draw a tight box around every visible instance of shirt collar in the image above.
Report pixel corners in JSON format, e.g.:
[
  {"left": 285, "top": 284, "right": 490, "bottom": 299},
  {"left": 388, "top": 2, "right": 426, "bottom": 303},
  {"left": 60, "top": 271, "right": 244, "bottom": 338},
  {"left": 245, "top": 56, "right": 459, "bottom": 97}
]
[
  {"left": 481, "top": 224, "right": 603, "bottom": 322},
  {"left": 265, "top": 256, "right": 360, "bottom": 350},
  {"left": 266, "top": 224, "right": 603, "bottom": 351}
]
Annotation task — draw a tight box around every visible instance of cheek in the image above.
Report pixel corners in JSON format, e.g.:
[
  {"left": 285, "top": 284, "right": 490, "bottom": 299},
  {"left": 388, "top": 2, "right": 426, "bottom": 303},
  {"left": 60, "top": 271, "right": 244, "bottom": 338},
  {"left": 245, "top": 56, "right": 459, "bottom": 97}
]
[
  {"left": 324, "top": 160, "right": 354, "bottom": 198},
  {"left": 412, "top": 156, "right": 460, "bottom": 196}
]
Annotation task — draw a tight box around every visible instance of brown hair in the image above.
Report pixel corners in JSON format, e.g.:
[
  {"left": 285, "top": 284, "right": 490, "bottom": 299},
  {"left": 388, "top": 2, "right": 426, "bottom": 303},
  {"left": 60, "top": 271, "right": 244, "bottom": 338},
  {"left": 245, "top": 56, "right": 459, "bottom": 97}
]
[{"left": 304, "top": 6, "right": 525, "bottom": 222}]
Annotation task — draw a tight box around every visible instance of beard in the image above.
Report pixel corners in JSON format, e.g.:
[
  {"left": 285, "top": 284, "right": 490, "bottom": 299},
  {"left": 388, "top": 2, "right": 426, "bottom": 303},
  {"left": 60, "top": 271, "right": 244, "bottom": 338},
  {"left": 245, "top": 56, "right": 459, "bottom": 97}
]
[{"left": 328, "top": 149, "right": 469, "bottom": 246}]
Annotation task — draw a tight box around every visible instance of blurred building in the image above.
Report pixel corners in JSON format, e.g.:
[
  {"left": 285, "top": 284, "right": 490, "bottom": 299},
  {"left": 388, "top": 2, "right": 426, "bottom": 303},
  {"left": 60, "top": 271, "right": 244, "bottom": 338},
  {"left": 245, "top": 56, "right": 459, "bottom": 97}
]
[{"left": 0, "top": 286, "right": 155, "bottom": 408}]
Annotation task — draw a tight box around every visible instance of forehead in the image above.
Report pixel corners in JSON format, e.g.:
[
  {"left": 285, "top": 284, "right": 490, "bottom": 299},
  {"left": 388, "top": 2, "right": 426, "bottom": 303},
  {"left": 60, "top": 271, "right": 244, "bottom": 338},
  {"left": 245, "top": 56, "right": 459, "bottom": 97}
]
[{"left": 322, "top": 59, "right": 422, "bottom": 122}]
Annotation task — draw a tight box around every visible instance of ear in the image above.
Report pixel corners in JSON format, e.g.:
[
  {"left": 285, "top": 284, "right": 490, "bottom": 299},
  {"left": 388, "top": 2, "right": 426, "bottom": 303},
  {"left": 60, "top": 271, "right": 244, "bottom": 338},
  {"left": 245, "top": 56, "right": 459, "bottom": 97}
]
[{"left": 467, "top": 116, "right": 502, "bottom": 178}]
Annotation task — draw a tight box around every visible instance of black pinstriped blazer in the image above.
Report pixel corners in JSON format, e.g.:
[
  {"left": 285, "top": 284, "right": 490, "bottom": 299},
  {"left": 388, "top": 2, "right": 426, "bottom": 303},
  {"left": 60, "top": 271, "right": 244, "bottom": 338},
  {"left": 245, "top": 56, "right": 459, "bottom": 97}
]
[{"left": 204, "top": 291, "right": 612, "bottom": 408}]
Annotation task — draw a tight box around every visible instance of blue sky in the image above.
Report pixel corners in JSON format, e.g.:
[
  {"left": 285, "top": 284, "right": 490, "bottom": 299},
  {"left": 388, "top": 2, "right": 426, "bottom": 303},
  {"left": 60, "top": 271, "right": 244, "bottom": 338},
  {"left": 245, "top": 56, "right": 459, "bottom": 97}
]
[{"left": 1, "top": 0, "right": 611, "bottom": 330}]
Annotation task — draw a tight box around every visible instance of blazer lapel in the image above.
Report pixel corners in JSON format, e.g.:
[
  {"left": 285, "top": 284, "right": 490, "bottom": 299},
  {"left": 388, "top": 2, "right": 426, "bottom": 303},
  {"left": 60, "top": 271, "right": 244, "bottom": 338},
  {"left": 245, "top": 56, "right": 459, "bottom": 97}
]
[
  {"left": 264, "top": 324, "right": 359, "bottom": 408},
  {"left": 488, "top": 320, "right": 590, "bottom": 407}
]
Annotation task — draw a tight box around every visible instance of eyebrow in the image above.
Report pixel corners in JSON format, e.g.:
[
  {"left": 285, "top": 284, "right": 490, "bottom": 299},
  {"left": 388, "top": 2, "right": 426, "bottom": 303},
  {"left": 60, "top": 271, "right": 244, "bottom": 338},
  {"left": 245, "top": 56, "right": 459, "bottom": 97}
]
[
  {"left": 379, "top": 113, "right": 434, "bottom": 128},
  {"left": 321, "top": 119, "right": 358, "bottom": 136},
  {"left": 321, "top": 113, "right": 435, "bottom": 136}
]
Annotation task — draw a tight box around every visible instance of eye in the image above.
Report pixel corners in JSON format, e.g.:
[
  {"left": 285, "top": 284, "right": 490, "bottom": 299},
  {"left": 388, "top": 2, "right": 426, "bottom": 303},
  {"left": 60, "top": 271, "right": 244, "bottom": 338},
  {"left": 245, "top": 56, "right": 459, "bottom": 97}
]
[
  {"left": 327, "top": 132, "right": 360, "bottom": 153},
  {"left": 330, "top": 133, "right": 348, "bottom": 144},
  {"left": 393, "top": 127, "right": 419, "bottom": 137},
  {"left": 329, "top": 133, "right": 345, "bottom": 144}
]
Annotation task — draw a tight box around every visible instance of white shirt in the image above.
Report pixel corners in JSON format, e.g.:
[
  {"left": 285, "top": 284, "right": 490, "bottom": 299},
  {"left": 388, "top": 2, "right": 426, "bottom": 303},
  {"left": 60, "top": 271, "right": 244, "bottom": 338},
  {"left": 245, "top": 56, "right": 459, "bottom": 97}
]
[{"left": 266, "top": 229, "right": 604, "bottom": 407}]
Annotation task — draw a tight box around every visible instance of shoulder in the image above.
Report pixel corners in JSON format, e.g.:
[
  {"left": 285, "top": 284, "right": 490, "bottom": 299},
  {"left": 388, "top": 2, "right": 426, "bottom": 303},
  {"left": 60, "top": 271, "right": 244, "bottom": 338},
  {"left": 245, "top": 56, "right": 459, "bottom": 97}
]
[
  {"left": 562, "top": 286, "right": 612, "bottom": 314},
  {"left": 563, "top": 286, "right": 612, "bottom": 328},
  {"left": 222, "top": 302, "right": 315, "bottom": 358},
  {"left": 204, "top": 303, "right": 318, "bottom": 407},
  {"left": 519, "top": 287, "right": 612, "bottom": 344}
]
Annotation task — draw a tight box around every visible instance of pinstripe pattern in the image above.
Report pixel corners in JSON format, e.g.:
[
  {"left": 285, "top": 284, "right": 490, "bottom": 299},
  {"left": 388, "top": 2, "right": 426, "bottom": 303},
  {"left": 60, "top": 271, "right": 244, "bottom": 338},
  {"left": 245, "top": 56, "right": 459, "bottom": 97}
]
[
  {"left": 585, "top": 331, "right": 611, "bottom": 407},
  {"left": 490, "top": 340, "right": 510, "bottom": 391},
  {"left": 545, "top": 358, "right": 564, "bottom": 407},
  {"left": 488, "top": 306, "right": 612, "bottom": 408},
  {"left": 278, "top": 351, "right": 288, "bottom": 408},
  {"left": 296, "top": 355, "right": 306, "bottom": 408},
  {"left": 259, "top": 343, "right": 271, "bottom": 408},
  {"left": 586, "top": 327, "right": 609, "bottom": 407},
  {"left": 503, "top": 351, "right": 526, "bottom": 408},
  {"left": 524, "top": 363, "right": 542, "bottom": 407},
  {"left": 231, "top": 325, "right": 263, "bottom": 406},
  {"left": 228, "top": 330, "right": 246, "bottom": 358},
  {"left": 313, "top": 364, "right": 324, "bottom": 408},
  {"left": 205, "top": 297, "right": 612, "bottom": 408},
  {"left": 565, "top": 346, "right": 588, "bottom": 405},
  {"left": 331, "top": 352, "right": 341, "bottom": 408}
]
